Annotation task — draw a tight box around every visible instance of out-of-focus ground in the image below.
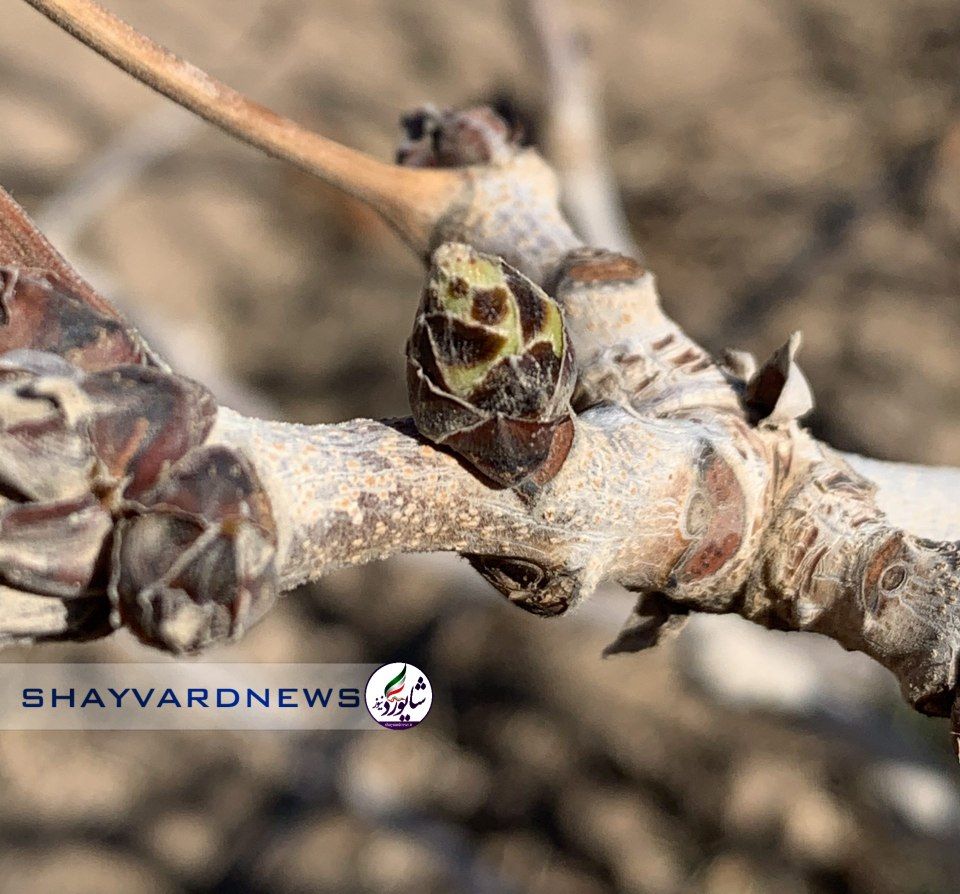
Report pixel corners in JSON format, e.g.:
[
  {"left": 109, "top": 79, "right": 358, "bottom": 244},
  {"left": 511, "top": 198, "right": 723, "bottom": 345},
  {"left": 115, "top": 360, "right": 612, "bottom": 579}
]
[{"left": 2, "top": 0, "right": 960, "bottom": 891}]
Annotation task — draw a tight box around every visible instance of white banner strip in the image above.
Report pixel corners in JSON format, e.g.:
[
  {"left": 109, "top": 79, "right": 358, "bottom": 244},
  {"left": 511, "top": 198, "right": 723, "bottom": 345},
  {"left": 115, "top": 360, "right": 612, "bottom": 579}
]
[{"left": 0, "top": 664, "right": 386, "bottom": 730}]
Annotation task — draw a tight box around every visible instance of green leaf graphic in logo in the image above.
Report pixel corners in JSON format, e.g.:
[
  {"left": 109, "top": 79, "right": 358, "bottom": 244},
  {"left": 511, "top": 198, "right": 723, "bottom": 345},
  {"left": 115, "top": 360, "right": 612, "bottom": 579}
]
[{"left": 383, "top": 665, "right": 406, "bottom": 700}]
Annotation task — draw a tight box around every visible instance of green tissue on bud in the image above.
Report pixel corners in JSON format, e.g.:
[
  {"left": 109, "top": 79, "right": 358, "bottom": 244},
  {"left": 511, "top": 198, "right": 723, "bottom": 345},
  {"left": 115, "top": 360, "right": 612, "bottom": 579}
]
[{"left": 406, "top": 242, "right": 575, "bottom": 489}]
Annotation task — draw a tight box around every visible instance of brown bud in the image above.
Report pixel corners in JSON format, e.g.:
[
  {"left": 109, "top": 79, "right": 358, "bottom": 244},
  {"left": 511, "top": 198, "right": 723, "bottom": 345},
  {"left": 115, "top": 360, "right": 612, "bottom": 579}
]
[
  {"left": 113, "top": 445, "right": 277, "bottom": 654},
  {"left": 0, "top": 348, "right": 277, "bottom": 652},
  {"left": 0, "top": 348, "right": 216, "bottom": 598},
  {"left": 396, "top": 106, "right": 519, "bottom": 168},
  {"left": 0, "top": 204, "right": 275, "bottom": 650},
  {"left": 466, "top": 555, "right": 580, "bottom": 616},
  {"left": 406, "top": 243, "right": 575, "bottom": 489}
]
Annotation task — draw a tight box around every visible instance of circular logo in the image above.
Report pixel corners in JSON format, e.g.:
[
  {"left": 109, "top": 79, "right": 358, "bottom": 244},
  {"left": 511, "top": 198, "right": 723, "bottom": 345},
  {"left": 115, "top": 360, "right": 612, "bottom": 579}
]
[{"left": 365, "top": 662, "right": 432, "bottom": 730}]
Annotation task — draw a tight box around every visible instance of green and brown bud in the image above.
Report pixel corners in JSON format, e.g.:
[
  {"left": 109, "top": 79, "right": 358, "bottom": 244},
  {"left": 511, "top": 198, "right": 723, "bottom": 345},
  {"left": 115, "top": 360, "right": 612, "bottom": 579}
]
[{"left": 406, "top": 242, "right": 575, "bottom": 489}]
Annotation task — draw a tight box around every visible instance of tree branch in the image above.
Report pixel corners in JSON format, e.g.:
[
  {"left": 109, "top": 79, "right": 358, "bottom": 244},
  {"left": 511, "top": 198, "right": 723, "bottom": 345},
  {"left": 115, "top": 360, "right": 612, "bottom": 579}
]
[
  {"left": 211, "top": 404, "right": 750, "bottom": 600},
  {"left": 842, "top": 454, "right": 960, "bottom": 541},
  {"left": 8, "top": 0, "right": 960, "bottom": 756}
]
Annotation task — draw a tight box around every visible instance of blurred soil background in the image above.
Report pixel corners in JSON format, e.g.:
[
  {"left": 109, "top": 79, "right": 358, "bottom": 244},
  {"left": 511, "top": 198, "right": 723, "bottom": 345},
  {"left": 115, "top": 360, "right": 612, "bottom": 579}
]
[{"left": 2, "top": 0, "right": 960, "bottom": 891}]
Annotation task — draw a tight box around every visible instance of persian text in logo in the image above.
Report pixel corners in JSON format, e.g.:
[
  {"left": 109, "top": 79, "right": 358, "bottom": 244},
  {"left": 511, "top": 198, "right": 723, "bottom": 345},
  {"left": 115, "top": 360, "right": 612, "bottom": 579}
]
[{"left": 364, "top": 662, "right": 432, "bottom": 730}]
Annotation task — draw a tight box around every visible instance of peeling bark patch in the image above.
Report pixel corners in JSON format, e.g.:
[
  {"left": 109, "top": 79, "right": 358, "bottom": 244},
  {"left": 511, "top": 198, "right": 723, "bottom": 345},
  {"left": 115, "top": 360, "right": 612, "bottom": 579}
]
[
  {"left": 565, "top": 254, "right": 645, "bottom": 284},
  {"left": 543, "top": 248, "right": 646, "bottom": 296},
  {"left": 673, "top": 443, "right": 746, "bottom": 584},
  {"left": 670, "top": 348, "right": 701, "bottom": 367},
  {"left": 819, "top": 468, "right": 874, "bottom": 496},
  {"left": 651, "top": 334, "right": 675, "bottom": 351},
  {"left": 802, "top": 545, "right": 828, "bottom": 593}
]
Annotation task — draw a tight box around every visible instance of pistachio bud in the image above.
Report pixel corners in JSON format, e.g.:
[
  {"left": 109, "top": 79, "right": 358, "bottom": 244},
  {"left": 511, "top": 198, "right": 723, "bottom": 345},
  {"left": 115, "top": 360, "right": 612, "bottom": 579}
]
[
  {"left": 0, "top": 347, "right": 277, "bottom": 653},
  {"left": 406, "top": 243, "right": 575, "bottom": 489},
  {"left": 396, "top": 105, "right": 518, "bottom": 168}
]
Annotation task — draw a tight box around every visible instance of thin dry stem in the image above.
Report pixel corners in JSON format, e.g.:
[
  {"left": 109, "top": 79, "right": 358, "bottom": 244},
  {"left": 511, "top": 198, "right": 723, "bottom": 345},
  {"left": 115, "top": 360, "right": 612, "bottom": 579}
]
[
  {"left": 516, "top": 0, "right": 638, "bottom": 256},
  {"left": 23, "top": 0, "right": 462, "bottom": 253}
]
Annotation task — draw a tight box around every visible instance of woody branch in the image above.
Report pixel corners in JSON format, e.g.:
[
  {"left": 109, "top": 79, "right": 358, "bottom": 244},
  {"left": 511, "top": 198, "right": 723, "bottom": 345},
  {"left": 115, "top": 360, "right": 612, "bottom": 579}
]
[{"left": 8, "top": 0, "right": 960, "bottom": 755}]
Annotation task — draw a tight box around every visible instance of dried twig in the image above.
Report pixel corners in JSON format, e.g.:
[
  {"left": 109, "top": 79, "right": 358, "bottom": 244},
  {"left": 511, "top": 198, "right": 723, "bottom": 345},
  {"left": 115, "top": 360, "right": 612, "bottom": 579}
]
[
  {"left": 22, "top": 0, "right": 460, "bottom": 254},
  {"left": 514, "top": 0, "right": 639, "bottom": 257}
]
